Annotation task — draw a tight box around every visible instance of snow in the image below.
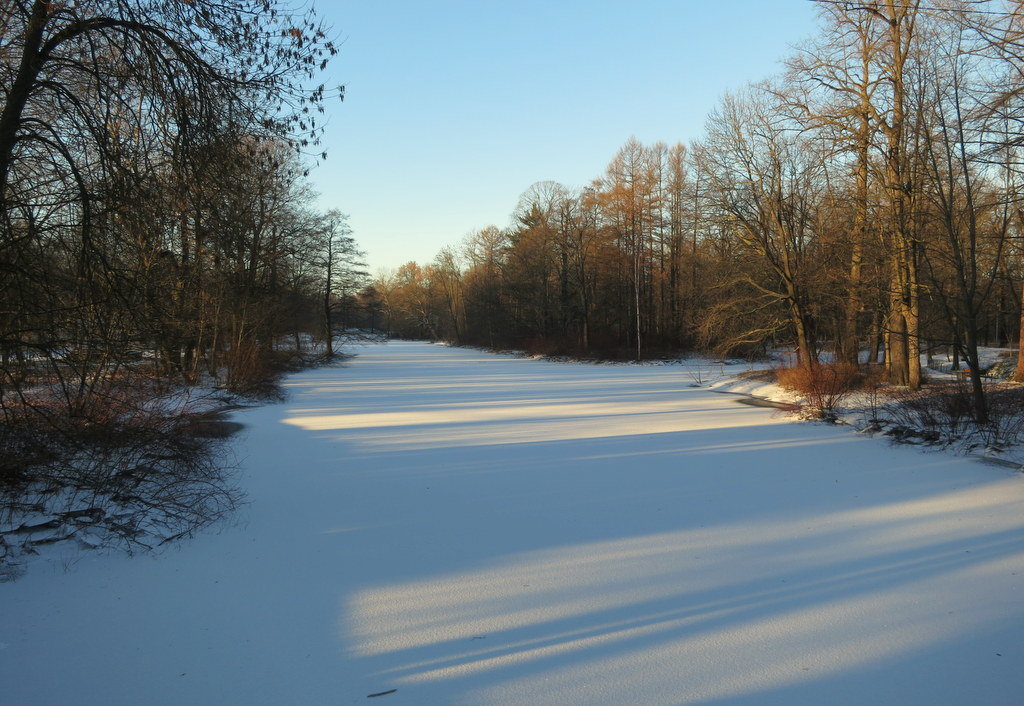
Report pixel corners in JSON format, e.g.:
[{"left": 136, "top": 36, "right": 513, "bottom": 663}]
[{"left": 3, "top": 340, "right": 1024, "bottom": 704}]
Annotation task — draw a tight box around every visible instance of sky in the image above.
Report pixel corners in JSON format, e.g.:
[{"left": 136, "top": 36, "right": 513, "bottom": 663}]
[{"left": 309, "top": 1, "right": 822, "bottom": 274}]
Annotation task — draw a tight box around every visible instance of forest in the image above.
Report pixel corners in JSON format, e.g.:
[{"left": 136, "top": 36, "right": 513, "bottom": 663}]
[
  {"left": 0, "top": 1, "right": 361, "bottom": 551},
  {"left": 375, "top": 1, "right": 1024, "bottom": 424}
]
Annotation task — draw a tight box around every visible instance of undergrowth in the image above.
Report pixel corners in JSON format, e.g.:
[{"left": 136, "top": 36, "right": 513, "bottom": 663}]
[
  {"left": 775, "top": 363, "right": 867, "bottom": 421},
  {"left": 0, "top": 375, "right": 242, "bottom": 580},
  {"left": 878, "top": 382, "right": 1024, "bottom": 453}
]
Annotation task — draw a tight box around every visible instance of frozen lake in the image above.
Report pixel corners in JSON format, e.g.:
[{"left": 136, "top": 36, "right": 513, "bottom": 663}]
[{"left": 3, "top": 340, "right": 1023, "bottom": 704}]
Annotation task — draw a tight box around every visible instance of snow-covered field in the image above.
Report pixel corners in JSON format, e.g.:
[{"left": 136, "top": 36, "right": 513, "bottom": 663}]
[{"left": 3, "top": 340, "right": 1023, "bottom": 705}]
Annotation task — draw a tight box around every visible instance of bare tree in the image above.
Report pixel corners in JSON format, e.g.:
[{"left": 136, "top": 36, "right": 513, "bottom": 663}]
[{"left": 699, "top": 87, "right": 823, "bottom": 369}]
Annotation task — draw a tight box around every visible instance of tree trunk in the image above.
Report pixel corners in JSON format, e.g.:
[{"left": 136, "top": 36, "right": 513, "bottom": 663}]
[
  {"left": 887, "top": 304, "right": 909, "bottom": 386},
  {"left": 1012, "top": 279, "right": 1024, "bottom": 382},
  {"left": 841, "top": 240, "right": 864, "bottom": 365},
  {"left": 0, "top": 1, "right": 49, "bottom": 201},
  {"left": 869, "top": 309, "right": 884, "bottom": 365}
]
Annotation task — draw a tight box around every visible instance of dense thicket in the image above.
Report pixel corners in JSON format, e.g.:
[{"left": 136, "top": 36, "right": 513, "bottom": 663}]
[{"left": 377, "top": 0, "right": 1024, "bottom": 424}]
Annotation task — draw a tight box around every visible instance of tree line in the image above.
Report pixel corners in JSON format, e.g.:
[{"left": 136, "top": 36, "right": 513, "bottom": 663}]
[
  {"left": 0, "top": 1, "right": 370, "bottom": 555},
  {"left": 0, "top": 0, "right": 364, "bottom": 421},
  {"left": 375, "top": 0, "right": 1024, "bottom": 423}
]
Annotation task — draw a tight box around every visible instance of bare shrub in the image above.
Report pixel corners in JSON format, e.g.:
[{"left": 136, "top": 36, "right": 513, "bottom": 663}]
[
  {"left": 978, "top": 386, "right": 1024, "bottom": 450},
  {"left": 880, "top": 382, "right": 1024, "bottom": 451},
  {"left": 776, "top": 363, "right": 864, "bottom": 420},
  {"left": 223, "top": 342, "right": 278, "bottom": 398},
  {"left": 684, "top": 359, "right": 727, "bottom": 387},
  {"left": 221, "top": 339, "right": 333, "bottom": 399},
  {"left": 0, "top": 376, "right": 242, "bottom": 577},
  {"left": 882, "top": 383, "right": 973, "bottom": 444}
]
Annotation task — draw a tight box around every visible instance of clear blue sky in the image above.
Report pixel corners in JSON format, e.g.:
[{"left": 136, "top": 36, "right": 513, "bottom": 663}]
[{"left": 310, "top": 1, "right": 821, "bottom": 273}]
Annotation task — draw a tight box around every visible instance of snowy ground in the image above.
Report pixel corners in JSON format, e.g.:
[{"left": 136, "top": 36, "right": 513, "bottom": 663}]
[{"left": 3, "top": 340, "right": 1023, "bottom": 705}]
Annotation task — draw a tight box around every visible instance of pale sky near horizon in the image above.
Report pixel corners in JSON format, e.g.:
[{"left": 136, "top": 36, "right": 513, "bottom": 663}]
[{"left": 309, "top": 1, "right": 821, "bottom": 274}]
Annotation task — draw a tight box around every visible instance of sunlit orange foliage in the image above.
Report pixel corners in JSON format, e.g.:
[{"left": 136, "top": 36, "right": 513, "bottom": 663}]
[{"left": 776, "top": 363, "right": 864, "bottom": 419}]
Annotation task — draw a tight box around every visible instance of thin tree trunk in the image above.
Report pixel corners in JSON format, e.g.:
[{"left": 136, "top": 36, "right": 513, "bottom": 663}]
[{"left": 1012, "top": 280, "right": 1024, "bottom": 382}]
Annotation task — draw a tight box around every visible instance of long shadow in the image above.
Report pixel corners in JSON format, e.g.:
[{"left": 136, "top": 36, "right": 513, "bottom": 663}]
[
  {"left": 360, "top": 527, "right": 1022, "bottom": 677},
  {"left": 272, "top": 341, "right": 1024, "bottom": 703}
]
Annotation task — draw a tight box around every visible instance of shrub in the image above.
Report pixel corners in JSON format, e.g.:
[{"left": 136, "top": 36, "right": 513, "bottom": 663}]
[
  {"left": 776, "top": 363, "right": 864, "bottom": 420},
  {"left": 883, "top": 383, "right": 974, "bottom": 442},
  {"left": 223, "top": 342, "right": 276, "bottom": 397},
  {"left": 1, "top": 376, "right": 241, "bottom": 578},
  {"left": 881, "top": 382, "right": 1024, "bottom": 451}
]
